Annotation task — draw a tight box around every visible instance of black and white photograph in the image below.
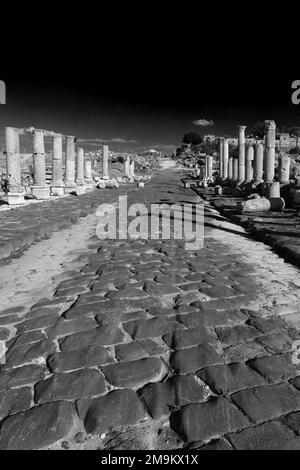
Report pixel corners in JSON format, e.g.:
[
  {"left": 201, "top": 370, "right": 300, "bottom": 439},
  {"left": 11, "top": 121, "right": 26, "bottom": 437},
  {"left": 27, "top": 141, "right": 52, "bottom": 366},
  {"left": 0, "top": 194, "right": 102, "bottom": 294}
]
[{"left": 0, "top": 14, "right": 299, "bottom": 455}]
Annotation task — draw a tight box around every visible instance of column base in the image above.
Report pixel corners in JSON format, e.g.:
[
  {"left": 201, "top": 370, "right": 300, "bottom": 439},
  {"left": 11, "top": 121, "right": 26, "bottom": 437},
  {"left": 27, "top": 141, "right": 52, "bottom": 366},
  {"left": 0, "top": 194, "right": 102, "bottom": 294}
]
[
  {"left": 31, "top": 186, "right": 51, "bottom": 200},
  {"left": 73, "top": 186, "right": 86, "bottom": 195},
  {"left": 4, "top": 193, "right": 26, "bottom": 205},
  {"left": 64, "top": 182, "right": 77, "bottom": 194},
  {"left": 84, "top": 180, "right": 94, "bottom": 191},
  {"left": 51, "top": 187, "right": 65, "bottom": 196}
]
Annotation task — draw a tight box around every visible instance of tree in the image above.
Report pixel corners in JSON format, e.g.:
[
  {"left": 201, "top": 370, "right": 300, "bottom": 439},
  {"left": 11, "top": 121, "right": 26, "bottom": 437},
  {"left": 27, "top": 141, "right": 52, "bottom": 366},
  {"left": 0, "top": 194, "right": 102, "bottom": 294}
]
[
  {"left": 182, "top": 131, "right": 203, "bottom": 146},
  {"left": 289, "top": 146, "right": 300, "bottom": 155},
  {"left": 251, "top": 121, "right": 266, "bottom": 139}
]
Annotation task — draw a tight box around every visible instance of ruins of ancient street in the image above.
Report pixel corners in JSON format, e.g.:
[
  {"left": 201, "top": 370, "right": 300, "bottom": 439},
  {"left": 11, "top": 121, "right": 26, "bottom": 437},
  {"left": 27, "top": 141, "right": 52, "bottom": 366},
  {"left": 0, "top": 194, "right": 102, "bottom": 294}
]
[{"left": 2, "top": 118, "right": 300, "bottom": 451}]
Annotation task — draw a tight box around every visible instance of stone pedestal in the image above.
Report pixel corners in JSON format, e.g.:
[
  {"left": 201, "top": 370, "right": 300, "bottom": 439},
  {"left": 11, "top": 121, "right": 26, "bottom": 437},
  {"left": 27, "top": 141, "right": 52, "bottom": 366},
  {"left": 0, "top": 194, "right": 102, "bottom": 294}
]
[
  {"left": 31, "top": 129, "right": 50, "bottom": 200},
  {"left": 102, "top": 145, "right": 109, "bottom": 180},
  {"left": 222, "top": 140, "right": 229, "bottom": 180},
  {"left": 254, "top": 143, "right": 264, "bottom": 184},
  {"left": 5, "top": 127, "right": 25, "bottom": 204},
  {"left": 65, "top": 135, "right": 77, "bottom": 193},
  {"left": 265, "top": 181, "right": 280, "bottom": 198},
  {"left": 238, "top": 126, "right": 247, "bottom": 184},
  {"left": 219, "top": 139, "right": 224, "bottom": 178},
  {"left": 278, "top": 156, "right": 290, "bottom": 184},
  {"left": 51, "top": 134, "right": 65, "bottom": 196},
  {"left": 245, "top": 145, "right": 254, "bottom": 183},
  {"left": 264, "top": 120, "right": 276, "bottom": 184}
]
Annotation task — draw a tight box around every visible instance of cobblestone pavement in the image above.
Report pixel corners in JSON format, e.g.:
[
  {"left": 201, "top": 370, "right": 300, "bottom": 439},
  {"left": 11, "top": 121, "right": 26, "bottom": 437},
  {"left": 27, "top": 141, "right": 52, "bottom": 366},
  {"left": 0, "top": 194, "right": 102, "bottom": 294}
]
[{"left": 1, "top": 169, "right": 300, "bottom": 450}]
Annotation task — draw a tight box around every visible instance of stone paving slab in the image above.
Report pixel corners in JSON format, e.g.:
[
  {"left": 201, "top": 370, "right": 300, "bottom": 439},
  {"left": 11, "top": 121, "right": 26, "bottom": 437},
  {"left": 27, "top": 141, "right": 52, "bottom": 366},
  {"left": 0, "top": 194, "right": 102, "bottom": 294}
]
[{"left": 1, "top": 170, "right": 300, "bottom": 449}]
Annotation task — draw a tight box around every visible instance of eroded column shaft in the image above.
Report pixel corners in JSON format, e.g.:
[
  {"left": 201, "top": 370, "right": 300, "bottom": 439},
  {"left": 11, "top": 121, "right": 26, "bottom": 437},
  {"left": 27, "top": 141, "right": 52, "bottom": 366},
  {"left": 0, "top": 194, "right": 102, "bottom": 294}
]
[
  {"left": 245, "top": 145, "right": 254, "bottom": 183},
  {"left": 223, "top": 140, "right": 229, "bottom": 179},
  {"left": 264, "top": 120, "right": 276, "bottom": 183},
  {"left": 254, "top": 143, "right": 264, "bottom": 184},
  {"left": 278, "top": 156, "right": 290, "bottom": 184},
  {"left": 238, "top": 126, "right": 247, "bottom": 183}
]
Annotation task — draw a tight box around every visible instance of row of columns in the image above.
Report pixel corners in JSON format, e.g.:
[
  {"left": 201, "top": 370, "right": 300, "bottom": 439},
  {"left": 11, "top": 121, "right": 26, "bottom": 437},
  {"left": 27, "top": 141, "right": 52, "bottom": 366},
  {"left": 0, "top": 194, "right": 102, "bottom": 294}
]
[
  {"left": 4, "top": 127, "right": 95, "bottom": 204},
  {"left": 219, "top": 121, "right": 291, "bottom": 188}
]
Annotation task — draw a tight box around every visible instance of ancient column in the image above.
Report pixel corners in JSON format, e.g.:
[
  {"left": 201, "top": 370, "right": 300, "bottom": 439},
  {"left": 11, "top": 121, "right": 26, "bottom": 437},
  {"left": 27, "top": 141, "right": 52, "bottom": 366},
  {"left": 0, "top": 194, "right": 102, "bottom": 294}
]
[
  {"left": 31, "top": 129, "right": 50, "bottom": 200},
  {"left": 130, "top": 160, "right": 135, "bottom": 178},
  {"left": 5, "top": 127, "right": 25, "bottom": 204},
  {"left": 65, "top": 135, "right": 77, "bottom": 193},
  {"left": 233, "top": 158, "right": 238, "bottom": 181},
  {"left": 51, "top": 134, "right": 65, "bottom": 196},
  {"left": 102, "top": 144, "right": 109, "bottom": 180},
  {"left": 264, "top": 120, "right": 276, "bottom": 184},
  {"left": 75, "top": 147, "right": 86, "bottom": 195},
  {"left": 228, "top": 157, "right": 233, "bottom": 180},
  {"left": 222, "top": 140, "right": 229, "bottom": 179},
  {"left": 84, "top": 157, "right": 93, "bottom": 189},
  {"left": 278, "top": 156, "right": 290, "bottom": 185},
  {"left": 245, "top": 145, "right": 254, "bottom": 183},
  {"left": 124, "top": 156, "right": 131, "bottom": 178},
  {"left": 206, "top": 156, "right": 213, "bottom": 178},
  {"left": 219, "top": 139, "right": 224, "bottom": 178},
  {"left": 253, "top": 143, "right": 264, "bottom": 184},
  {"left": 238, "top": 126, "right": 247, "bottom": 183}
]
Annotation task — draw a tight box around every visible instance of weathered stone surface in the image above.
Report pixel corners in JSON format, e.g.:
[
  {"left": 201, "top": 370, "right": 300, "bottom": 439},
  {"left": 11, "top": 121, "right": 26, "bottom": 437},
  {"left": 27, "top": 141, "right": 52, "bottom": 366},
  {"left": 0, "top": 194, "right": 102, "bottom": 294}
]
[
  {"left": 231, "top": 383, "right": 300, "bottom": 423},
  {"left": 146, "top": 307, "right": 176, "bottom": 317},
  {"left": 16, "top": 313, "right": 60, "bottom": 334},
  {"left": 8, "top": 330, "right": 46, "bottom": 349},
  {"left": 115, "top": 339, "right": 167, "bottom": 362},
  {"left": 282, "top": 410, "right": 300, "bottom": 434},
  {"left": 228, "top": 421, "right": 300, "bottom": 450},
  {"left": 82, "top": 389, "right": 147, "bottom": 434},
  {"left": 171, "top": 344, "right": 223, "bottom": 374},
  {"left": 0, "top": 327, "right": 10, "bottom": 340},
  {"left": 248, "top": 316, "right": 287, "bottom": 334},
  {"left": 0, "top": 365, "right": 47, "bottom": 391},
  {"left": 163, "top": 326, "right": 214, "bottom": 350},
  {"left": 4, "top": 339, "right": 56, "bottom": 369},
  {"left": 63, "top": 300, "right": 107, "bottom": 319},
  {"left": 140, "top": 375, "right": 208, "bottom": 419},
  {"left": 47, "top": 316, "right": 97, "bottom": 339},
  {"left": 35, "top": 369, "right": 106, "bottom": 403},
  {"left": 95, "top": 309, "right": 148, "bottom": 325},
  {"left": 0, "top": 401, "right": 78, "bottom": 449},
  {"left": 172, "top": 397, "right": 249, "bottom": 442},
  {"left": 198, "top": 285, "right": 239, "bottom": 299},
  {"left": 59, "top": 325, "right": 124, "bottom": 351},
  {"left": 257, "top": 332, "right": 294, "bottom": 354},
  {"left": 197, "top": 363, "right": 265, "bottom": 395},
  {"left": 123, "top": 317, "right": 183, "bottom": 340},
  {"left": 143, "top": 280, "right": 180, "bottom": 295},
  {"left": 247, "top": 353, "right": 300, "bottom": 382},
  {"left": 197, "top": 439, "right": 232, "bottom": 450},
  {"left": 0, "top": 387, "right": 32, "bottom": 420},
  {"left": 216, "top": 325, "right": 262, "bottom": 347},
  {"left": 48, "top": 344, "right": 114, "bottom": 372},
  {"left": 106, "top": 287, "right": 149, "bottom": 300},
  {"left": 224, "top": 341, "right": 267, "bottom": 363},
  {"left": 177, "top": 309, "right": 246, "bottom": 328},
  {"left": 102, "top": 357, "right": 166, "bottom": 389},
  {"left": 0, "top": 314, "right": 22, "bottom": 326}
]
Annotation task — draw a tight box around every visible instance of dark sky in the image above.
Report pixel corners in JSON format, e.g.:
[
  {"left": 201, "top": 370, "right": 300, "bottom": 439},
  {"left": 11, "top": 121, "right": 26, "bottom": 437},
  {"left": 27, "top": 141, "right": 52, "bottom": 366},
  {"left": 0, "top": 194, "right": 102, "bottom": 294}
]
[{"left": 1, "top": 17, "right": 299, "bottom": 155}]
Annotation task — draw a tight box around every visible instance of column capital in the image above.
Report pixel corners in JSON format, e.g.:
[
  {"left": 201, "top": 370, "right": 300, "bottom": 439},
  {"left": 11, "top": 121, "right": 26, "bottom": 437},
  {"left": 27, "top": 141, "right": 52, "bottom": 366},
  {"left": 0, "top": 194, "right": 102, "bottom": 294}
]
[
  {"left": 265, "top": 120, "right": 276, "bottom": 131},
  {"left": 238, "top": 125, "right": 247, "bottom": 132}
]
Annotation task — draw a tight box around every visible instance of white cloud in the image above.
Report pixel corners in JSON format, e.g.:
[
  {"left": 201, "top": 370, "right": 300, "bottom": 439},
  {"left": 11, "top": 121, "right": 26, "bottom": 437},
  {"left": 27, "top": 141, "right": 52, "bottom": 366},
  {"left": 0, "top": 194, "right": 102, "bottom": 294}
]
[
  {"left": 193, "top": 119, "right": 215, "bottom": 127},
  {"left": 77, "top": 137, "right": 138, "bottom": 144}
]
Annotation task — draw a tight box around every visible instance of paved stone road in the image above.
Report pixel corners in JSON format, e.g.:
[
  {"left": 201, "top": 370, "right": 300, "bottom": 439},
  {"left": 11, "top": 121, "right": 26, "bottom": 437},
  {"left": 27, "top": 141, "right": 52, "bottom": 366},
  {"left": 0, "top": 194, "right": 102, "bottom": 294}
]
[{"left": 1, "top": 168, "right": 300, "bottom": 450}]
